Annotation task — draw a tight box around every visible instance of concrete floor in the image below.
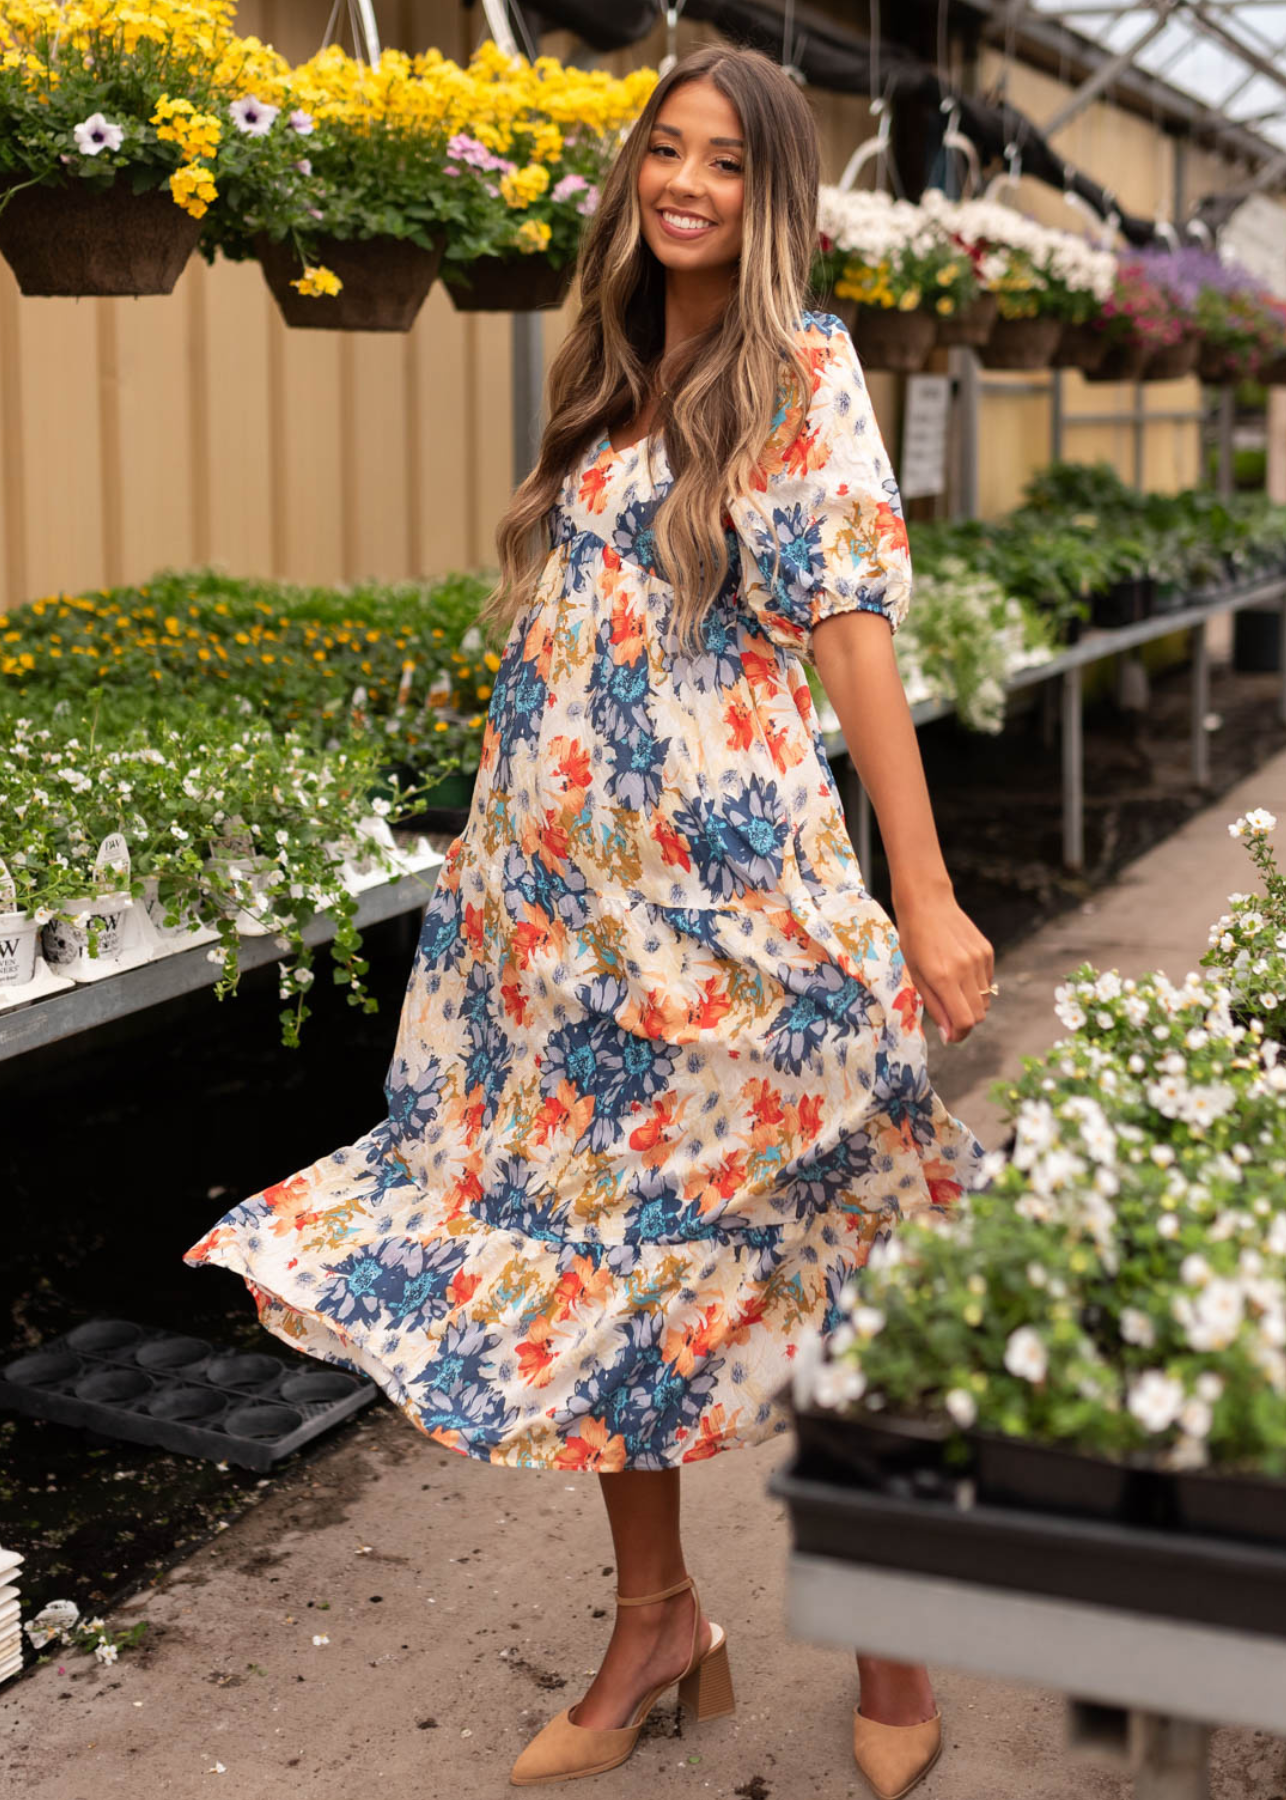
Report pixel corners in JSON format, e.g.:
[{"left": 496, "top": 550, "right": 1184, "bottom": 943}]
[{"left": 5, "top": 752, "right": 1286, "bottom": 1800}]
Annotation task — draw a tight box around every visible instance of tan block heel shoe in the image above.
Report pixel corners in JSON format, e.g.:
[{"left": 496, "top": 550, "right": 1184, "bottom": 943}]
[
  {"left": 510, "top": 1574, "right": 735, "bottom": 1786},
  {"left": 852, "top": 1708, "right": 943, "bottom": 1799}
]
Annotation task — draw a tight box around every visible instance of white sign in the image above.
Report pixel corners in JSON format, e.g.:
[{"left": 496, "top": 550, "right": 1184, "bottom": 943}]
[{"left": 900, "top": 374, "right": 951, "bottom": 501}]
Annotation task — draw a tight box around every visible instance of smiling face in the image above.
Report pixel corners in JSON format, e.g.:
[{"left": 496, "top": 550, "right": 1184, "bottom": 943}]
[{"left": 636, "top": 76, "right": 745, "bottom": 274}]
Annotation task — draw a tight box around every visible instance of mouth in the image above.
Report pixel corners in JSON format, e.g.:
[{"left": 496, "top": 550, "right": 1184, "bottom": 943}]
[{"left": 657, "top": 207, "right": 718, "bottom": 238}]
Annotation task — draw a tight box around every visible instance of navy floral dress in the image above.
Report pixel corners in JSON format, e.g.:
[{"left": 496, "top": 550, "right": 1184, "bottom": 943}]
[{"left": 185, "top": 311, "right": 984, "bottom": 1470}]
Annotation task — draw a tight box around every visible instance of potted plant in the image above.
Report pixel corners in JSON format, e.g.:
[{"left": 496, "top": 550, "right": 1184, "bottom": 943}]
[
  {"left": 0, "top": 0, "right": 259, "bottom": 296},
  {"left": 889, "top": 561, "right": 1053, "bottom": 733},
  {"left": 203, "top": 44, "right": 472, "bottom": 333},
  {"left": 921, "top": 192, "right": 1114, "bottom": 370},
  {"left": 1203, "top": 809, "right": 1286, "bottom": 1046},
  {"left": 815, "top": 188, "right": 973, "bottom": 373},
  {"left": 802, "top": 955, "right": 1286, "bottom": 1536},
  {"left": 1081, "top": 259, "right": 1178, "bottom": 384},
  {"left": 440, "top": 46, "right": 652, "bottom": 312},
  {"left": 1194, "top": 264, "right": 1283, "bottom": 385}
]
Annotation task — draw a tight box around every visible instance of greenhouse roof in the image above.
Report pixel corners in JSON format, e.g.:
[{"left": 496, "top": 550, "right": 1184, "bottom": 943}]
[{"left": 1022, "top": 0, "right": 1286, "bottom": 155}]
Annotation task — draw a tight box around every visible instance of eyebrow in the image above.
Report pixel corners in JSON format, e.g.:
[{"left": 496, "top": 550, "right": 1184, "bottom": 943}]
[{"left": 651, "top": 121, "right": 744, "bottom": 148}]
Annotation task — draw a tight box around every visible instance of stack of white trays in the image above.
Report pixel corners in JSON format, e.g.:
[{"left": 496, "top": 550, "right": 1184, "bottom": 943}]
[{"left": 0, "top": 1547, "right": 23, "bottom": 1682}]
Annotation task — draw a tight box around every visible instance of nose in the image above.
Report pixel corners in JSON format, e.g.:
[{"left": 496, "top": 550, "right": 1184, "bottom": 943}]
[{"left": 666, "top": 150, "right": 709, "bottom": 200}]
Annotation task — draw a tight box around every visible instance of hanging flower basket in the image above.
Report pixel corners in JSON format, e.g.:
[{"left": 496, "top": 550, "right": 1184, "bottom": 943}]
[
  {"left": 0, "top": 176, "right": 202, "bottom": 298},
  {"left": 1083, "top": 338, "right": 1152, "bottom": 383},
  {"left": 934, "top": 291, "right": 998, "bottom": 350},
  {"left": 1197, "top": 341, "right": 1245, "bottom": 386},
  {"left": 255, "top": 232, "right": 446, "bottom": 333},
  {"left": 446, "top": 255, "right": 575, "bottom": 313},
  {"left": 1049, "top": 321, "right": 1109, "bottom": 374},
  {"left": 1141, "top": 333, "right": 1200, "bottom": 382},
  {"left": 850, "top": 305, "right": 937, "bottom": 374},
  {"left": 977, "top": 317, "right": 1063, "bottom": 371}
]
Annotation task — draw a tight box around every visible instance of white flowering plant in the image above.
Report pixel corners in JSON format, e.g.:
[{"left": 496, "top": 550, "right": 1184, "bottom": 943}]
[
  {"left": 920, "top": 191, "right": 1116, "bottom": 324},
  {"left": 816, "top": 187, "right": 980, "bottom": 318},
  {"left": 1, "top": 710, "right": 433, "bottom": 1046},
  {"left": 893, "top": 560, "right": 1054, "bottom": 732},
  {"left": 810, "top": 963, "right": 1286, "bottom": 1472},
  {"left": 1204, "top": 810, "right": 1286, "bottom": 1043}
]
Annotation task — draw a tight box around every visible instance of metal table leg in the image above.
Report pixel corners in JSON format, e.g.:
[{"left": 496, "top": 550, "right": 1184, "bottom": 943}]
[
  {"left": 1062, "top": 667, "right": 1084, "bottom": 872},
  {"left": 1190, "top": 619, "right": 1211, "bottom": 789},
  {"left": 1131, "top": 1714, "right": 1211, "bottom": 1800}
]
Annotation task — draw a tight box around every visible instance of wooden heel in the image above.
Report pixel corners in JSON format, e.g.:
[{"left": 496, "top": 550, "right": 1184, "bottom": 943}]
[{"left": 678, "top": 1630, "right": 736, "bottom": 1722}]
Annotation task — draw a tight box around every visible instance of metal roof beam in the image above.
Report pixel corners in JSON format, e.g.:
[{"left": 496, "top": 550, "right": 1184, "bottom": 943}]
[{"left": 1041, "top": 0, "right": 1184, "bottom": 137}]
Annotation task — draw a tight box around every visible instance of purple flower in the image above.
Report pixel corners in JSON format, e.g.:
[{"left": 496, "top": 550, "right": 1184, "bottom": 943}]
[
  {"left": 294, "top": 157, "right": 312, "bottom": 176},
  {"left": 577, "top": 186, "right": 600, "bottom": 218},
  {"left": 552, "top": 173, "right": 589, "bottom": 202},
  {"left": 446, "top": 132, "right": 512, "bottom": 173},
  {"left": 288, "top": 108, "right": 314, "bottom": 135}
]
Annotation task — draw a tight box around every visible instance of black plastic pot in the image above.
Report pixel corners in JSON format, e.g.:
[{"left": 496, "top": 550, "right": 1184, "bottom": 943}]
[
  {"left": 1233, "top": 608, "right": 1281, "bottom": 673},
  {"left": 1090, "top": 575, "right": 1153, "bottom": 630},
  {"left": 1173, "top": 1469, "right": 1286, "bottom": 1549},
  {"left": 390, "top": 767, "right": 477, "bottom": 836},
  {"left": 972, "top": 1431, "right": 1163, "bottom": 1525},
  {"left": 793, "top": 1401, "right": 963, "bottom": 1499}
]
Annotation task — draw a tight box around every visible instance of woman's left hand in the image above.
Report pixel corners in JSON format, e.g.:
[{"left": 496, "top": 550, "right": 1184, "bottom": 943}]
[{"left": 892, "top": 886, "right": 995, "bottom": 1046}]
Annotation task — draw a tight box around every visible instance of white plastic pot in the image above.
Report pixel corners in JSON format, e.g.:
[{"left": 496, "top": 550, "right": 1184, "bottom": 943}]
[
  {"left": 40, "top": 894, "right": 134, "bottom": 969},
  {"left": 0, "top": 910, "right": 40, "bottom": 987},
  {"left": 142, "top": 875, "right": 204, "bottom": 939}
]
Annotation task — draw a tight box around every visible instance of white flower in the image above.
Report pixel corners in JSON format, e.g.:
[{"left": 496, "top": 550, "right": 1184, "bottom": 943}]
[
  {"left": 1120, "top": 1307, "right": 1155, "bottom": 1348},
  {"left": 1245, "top": 808, "right": 1277, "bottom": 835},
  {"left": 289, "top": 108, "right": 315, "bottom": 134},
  {"left": 852, "top": 1306, "right": 885, "bottom": 1340},
  {"left": 1196, "top": 1372, "right": 1225, "bottom": 1404},
  {"left": 94, "top": 1638, "right": 119, "bottom": 1665},
  {"left": 74, "top": 113, "right": 124, "bottom": 156},
  {"left": 231, "top": 96, "right": 280, "bottom": 136},
  {"left": 312, "top": 1633, "right": 330, "bottom": 1646},
  {"left": 1180, "top": 1254, "right": 1211, "bottom": 1288},
  {"left": 1178, "top": 1396, "right": 1213, "bottom": 1440},
  {"left": 945, "top": 1388, "right": 977, "bottom": 1429},
  {"left": 1004, "top": 1326, "right": 1047, "bottom": 1384},
  {"left": 1127, "top": 1370, "right": 1185, "bottom": 1434},
  {"left": 1158, "top": 1213, "right": 1180, "bottom": 1239},
  {"left": 1150, "top": 1145, "right": 1176, "bottom": 1168}
]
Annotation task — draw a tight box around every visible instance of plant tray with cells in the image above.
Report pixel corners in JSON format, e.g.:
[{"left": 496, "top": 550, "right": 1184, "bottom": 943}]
[{"left": 0, "top": 1318, "right": 376, "bottom": 1471}]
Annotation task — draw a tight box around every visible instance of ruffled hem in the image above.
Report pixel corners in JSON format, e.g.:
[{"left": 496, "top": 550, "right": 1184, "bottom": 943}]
[{"left": 181, "top": 1119, "right": 893, "bottom": 1472}]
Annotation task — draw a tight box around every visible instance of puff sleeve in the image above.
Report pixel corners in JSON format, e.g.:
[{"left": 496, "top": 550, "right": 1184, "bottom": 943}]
[{"left": 727, "top": 315, "right": 912, "bottom": 661}]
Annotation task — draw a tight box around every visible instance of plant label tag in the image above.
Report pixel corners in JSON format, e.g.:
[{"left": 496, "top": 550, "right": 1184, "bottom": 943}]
[{"left": 94, "top": 832, "right": 131, "bottom": 889}]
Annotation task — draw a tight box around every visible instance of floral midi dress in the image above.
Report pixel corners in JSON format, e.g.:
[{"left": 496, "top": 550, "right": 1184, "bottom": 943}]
[{"left": 184, "top": 309, "right": 984, "bottom": 1471}]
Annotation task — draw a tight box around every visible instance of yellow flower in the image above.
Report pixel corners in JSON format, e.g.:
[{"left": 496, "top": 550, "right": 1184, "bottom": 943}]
[
  {"left": 936, "top": 296, "right": 955, "bottom": 315},
  {"left": 499, "top": 163, "right": 550, "bottom": 208},
  {"left": 515, "top": 218, "right": 551, "bottom": 253},
  {"left": 291, "top": 265, "right": 343, "bottom": 299},
  {"left": 169, "top": 161, "right": 217, "bottom": 219}
]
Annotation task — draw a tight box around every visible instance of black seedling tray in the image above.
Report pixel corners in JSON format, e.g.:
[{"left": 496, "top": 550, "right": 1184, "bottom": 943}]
[
  {"left": 0, "top": 1318, "right": 377, "bottom": 1472},
  {"left": 771, "top": 1460, "right": 1286, "bottom": 1641}
]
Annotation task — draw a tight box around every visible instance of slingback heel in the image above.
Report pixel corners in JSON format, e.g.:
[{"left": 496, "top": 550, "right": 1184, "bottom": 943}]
[
  {"left": 677, "top": 1627, "right": 735, "bottom": 1721},
  {"left": 509, "top": 1574, "right": 734, "bottom": 1786}
]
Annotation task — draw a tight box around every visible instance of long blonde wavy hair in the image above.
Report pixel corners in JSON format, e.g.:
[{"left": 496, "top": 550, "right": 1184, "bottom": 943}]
[{"left": 480, "top": 42, "right": 823, "bottom": 654}]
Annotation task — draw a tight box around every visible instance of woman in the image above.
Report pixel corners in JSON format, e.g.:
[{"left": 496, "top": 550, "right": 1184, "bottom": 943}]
[{"left": 185, "top": 41, "right": 993, "bottom": 1798}]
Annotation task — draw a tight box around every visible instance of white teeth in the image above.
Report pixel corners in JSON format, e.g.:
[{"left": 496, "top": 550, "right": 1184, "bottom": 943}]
[{"left": 661, "top": 211, "right": 714, "bottom": 232}]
